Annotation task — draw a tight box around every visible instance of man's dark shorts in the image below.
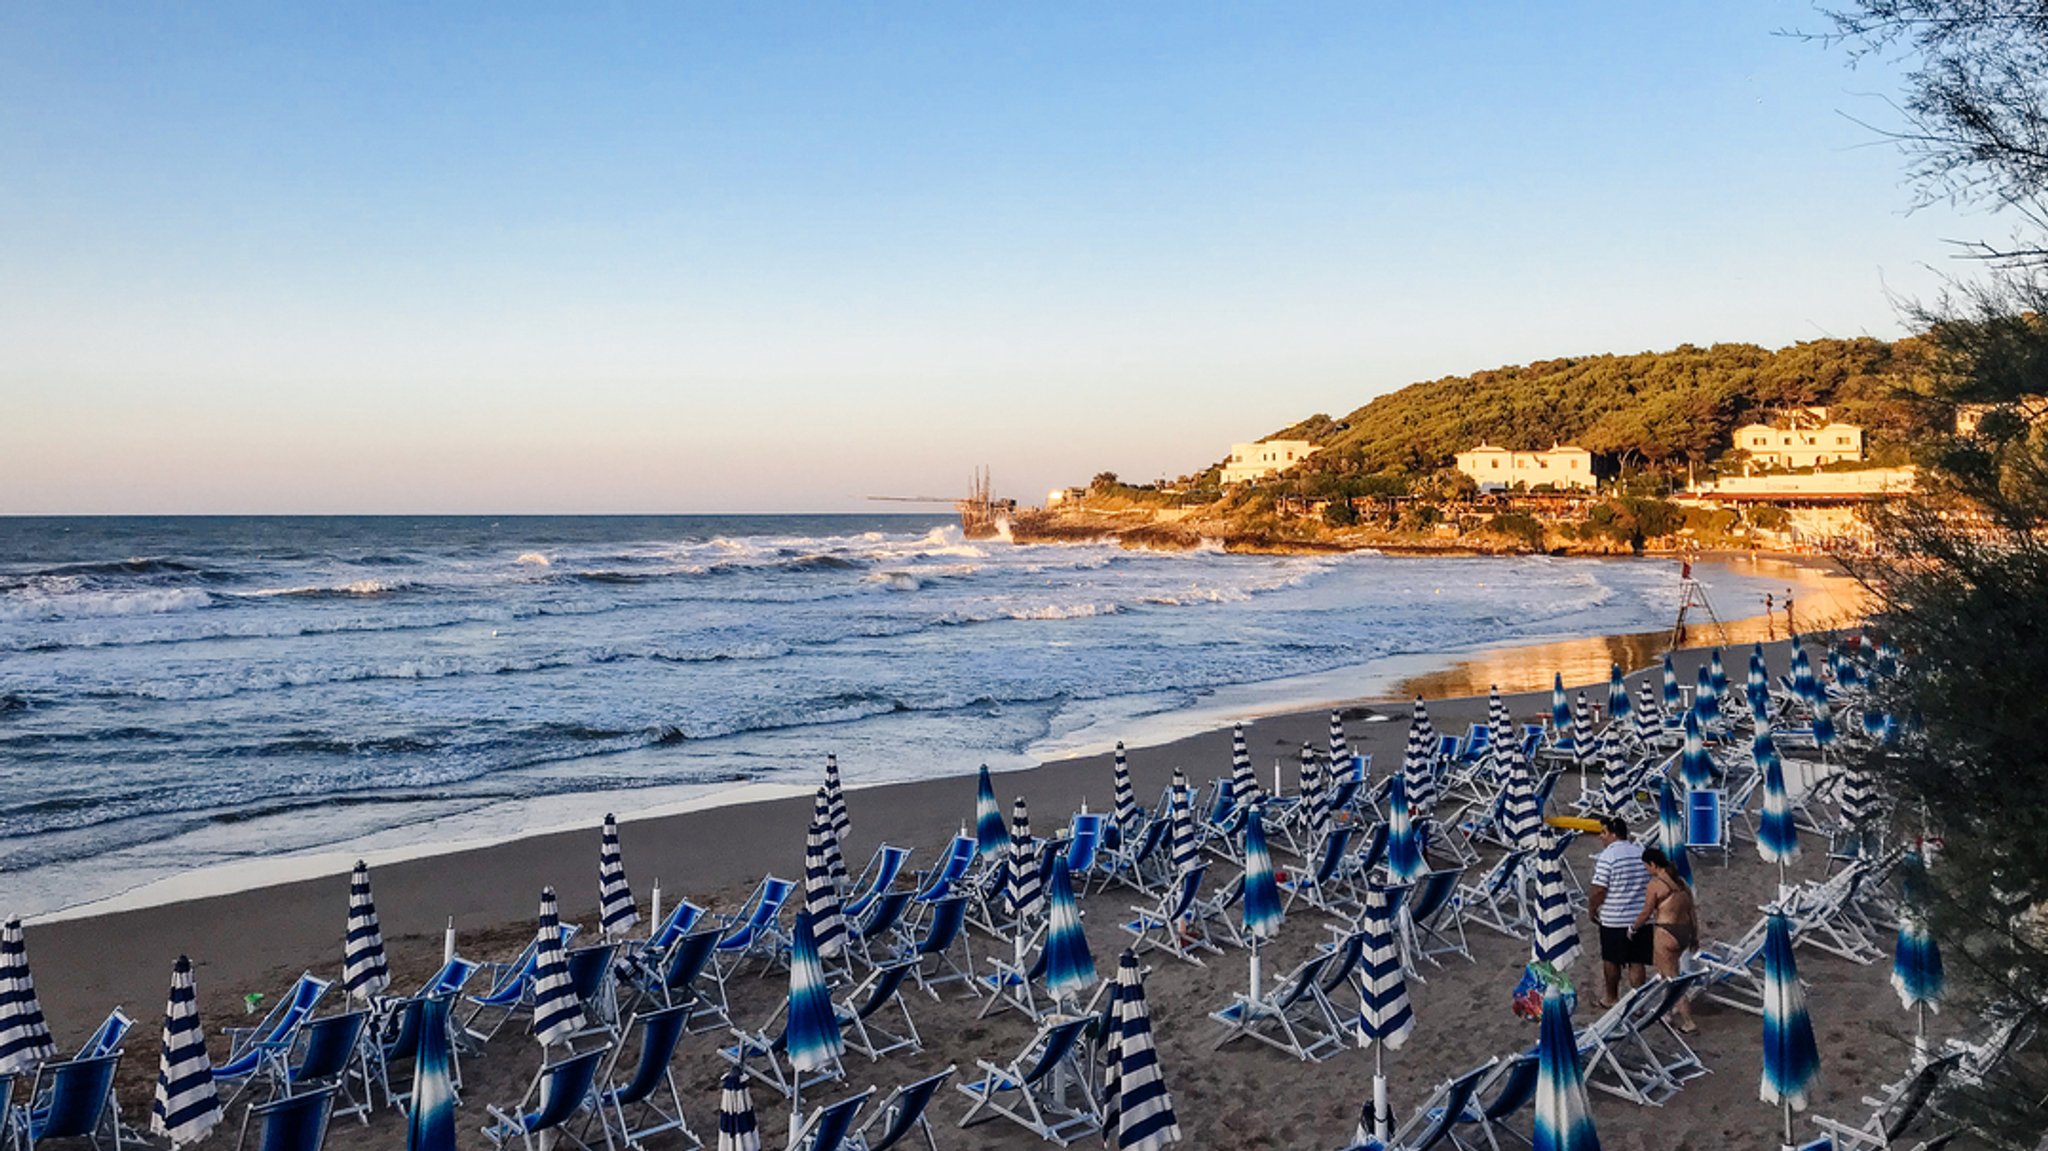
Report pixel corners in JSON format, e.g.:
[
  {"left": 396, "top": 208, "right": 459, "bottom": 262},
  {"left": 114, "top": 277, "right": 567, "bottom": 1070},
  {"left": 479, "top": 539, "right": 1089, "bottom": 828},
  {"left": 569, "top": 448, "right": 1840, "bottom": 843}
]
[{"left": 1599, "top": 923, "right": 1652, "bottom": 966}]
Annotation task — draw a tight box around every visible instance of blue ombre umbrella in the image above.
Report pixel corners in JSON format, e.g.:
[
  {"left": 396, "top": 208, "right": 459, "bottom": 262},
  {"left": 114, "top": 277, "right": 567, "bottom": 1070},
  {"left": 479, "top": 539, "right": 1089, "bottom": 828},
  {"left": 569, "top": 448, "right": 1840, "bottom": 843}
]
[
  {"left": 405, "top": 993, "right": 456, "bottom": 1151},
  {"left": 1749, "top": 680, "right": 1771, "bottom": 729},
  {"left": 1893, "top": 853, "right": 1944, "bottom": 1060},
  {"left": 717, "top": 1066, "right": 761, "bottom": 1151},
  {"left": 1762, "top": 912, "right": 1820, "bottom": 1148},
  {"left": 1353, "top": 883, "right": 1413, "bottom": 1143},
  {"left": 151, "top": 955, "right": 221, "bottom": 1150},
  {"left": 1812, "top": 695, "right": 1837, "bottom": 752},
  {"left": 1791, "top": 646, "right": 1821, "bottom": 707},
  {"left": 1661, "top": 655, "right": 1682, "bottom": 717},
  {"left": 785, "top": 910, "right": 844, "bottom": 1129},
  {"left": 1043, "top": 854, "right": 1097, "bottom": 1007},
  {"left": 1241, "top": 805, "right": 1284, "bottom": 1002},
  {"left": 1535, "top": 988, "right": 1601, "bottom": 1151},
  {"left": 974, "top": 765, "right": 1007, "bottom": 861},
  {"left": 1681, "top": 707, "right": 1713, "bottom": 790},
  {"left": 1695, "top": 664, "right": 1722, "bottom": 731},
  {"left": 1387, "top": 773, "right": 1424, "bottom": 884},
  {"left": 1531, "top": 833, "right": 1581, "bottom": 969},
  {"left": 1606, "top": 664, "right": 1630, "bottom": 727},
  {"left": 1550, "top": 674, "right": 1570, "bottom": 735},
  {"left": 1710, "top": 648, "right": 1729, "bottom": 699},
  {"left": 1656, "top": 777, "right": 1693, "bottom": 885},
  {"left": 1758, "top": 740, "right": 1800, "bottom": 885}
]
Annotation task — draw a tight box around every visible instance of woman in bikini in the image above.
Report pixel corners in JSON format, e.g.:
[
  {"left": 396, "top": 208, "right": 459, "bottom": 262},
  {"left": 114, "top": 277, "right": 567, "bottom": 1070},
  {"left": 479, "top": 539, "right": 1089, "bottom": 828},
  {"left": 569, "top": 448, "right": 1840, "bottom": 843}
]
[{"left": 1632, "top": 847, "right": 1700, "bottom": 1033}]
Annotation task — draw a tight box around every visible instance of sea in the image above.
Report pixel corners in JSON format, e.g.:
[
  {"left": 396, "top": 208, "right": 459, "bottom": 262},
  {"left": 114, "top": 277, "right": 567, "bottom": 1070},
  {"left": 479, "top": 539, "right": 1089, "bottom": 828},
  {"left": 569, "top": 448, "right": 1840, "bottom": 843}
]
[{"left": 0, "top": 515, "right": 1791, "bottom": 918}]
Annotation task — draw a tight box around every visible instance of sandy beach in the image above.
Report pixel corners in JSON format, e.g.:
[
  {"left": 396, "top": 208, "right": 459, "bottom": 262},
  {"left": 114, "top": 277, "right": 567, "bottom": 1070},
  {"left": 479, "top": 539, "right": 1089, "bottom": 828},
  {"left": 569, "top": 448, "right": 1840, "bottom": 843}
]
[{"left": 18, "top": 581, "right": 1940, "bottom": 1151}]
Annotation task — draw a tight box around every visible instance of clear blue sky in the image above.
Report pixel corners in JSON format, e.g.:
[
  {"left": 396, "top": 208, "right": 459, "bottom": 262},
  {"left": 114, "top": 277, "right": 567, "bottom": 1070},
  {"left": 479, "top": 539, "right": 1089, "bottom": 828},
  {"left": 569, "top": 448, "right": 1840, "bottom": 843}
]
[{"left": 0, "top": 2, "right": 1990, "bottom": 513}]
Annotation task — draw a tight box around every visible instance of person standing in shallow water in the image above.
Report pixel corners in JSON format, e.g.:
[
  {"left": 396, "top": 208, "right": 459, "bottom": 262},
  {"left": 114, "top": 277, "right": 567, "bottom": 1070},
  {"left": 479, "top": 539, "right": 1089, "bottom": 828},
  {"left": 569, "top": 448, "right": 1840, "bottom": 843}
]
[
  {"left": 1633, "top": 846, "right": 1700, "bottom": 1033},
  {"left": 1588, "top": 816, "right": 1650, "bottom": 1007}
]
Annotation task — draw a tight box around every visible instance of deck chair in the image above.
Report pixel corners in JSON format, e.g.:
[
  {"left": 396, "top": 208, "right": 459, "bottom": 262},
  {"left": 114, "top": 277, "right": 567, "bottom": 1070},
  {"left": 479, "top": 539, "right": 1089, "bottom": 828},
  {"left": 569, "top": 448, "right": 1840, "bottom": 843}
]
[
  {"left": 1209, "top": 950, "right": 1344, "bottom": 1062},
  {"left": 1065, "top": 813, "right": 1109, "bottom": 891},
  {"left": 462, "top": 926, "right": 577, "bottom": 1046},
  {"left": 846, "top": 890, "right": 916, "bottom": 971},
  {"left": 275, "top": 1010, "right": 373, "bottom": 1125},
  {"left": 1691, "top": 913, "right": 1774, "bottom": 1015},
  {"left": 976, "top": 944, "right": 1050, "bottom": 1023},
  {"left": 1317, "top": 928, "right": 1370, "bottom": 999},
  {"left": 71, "top": 1010, "right": 133, "bottom": 1061},
  {"left": 717, "top": 991, "right": 848, "bottom": 1102},
  {"left": 1577, "top": 976, "right": 1675, "bottom": 1105},
  {"left": 1469, "top": 1050, "right": 1538, "bottom": 1150},
  {"left": 1122, "top": 865, "right": 1219, "bottom": 966},
  {"left": 241, "top": 1084, "right": 336, "bottom": 1151},
  {"left": 1455, "top": 849, "right": 1531, "bottom": 939},
  {"left": 592, "top": 1004, "right": 698, "bottom": 1151},
  {"left": 1623, "top": 972, "right": 1707, "bottom": 1093},
  {"left": 372, "top": 991, "right": 459, "bottom": 1112},
  {"left": 788, "top": 1088, "right": 874, "bottom": 1151},
  {"left": 640, "top": 929, "right": 725, "bottom": 1029},
  {"left": 15, "top": 1054, "right": 122, "bottom": 1151},
  {"left": 564, "top": 943, "right": 623, "bottom": 1041},
  {"left": 712, "top": 876, "right": 797, "bottom": 979},
  {"left": 1196, "top": 779, "right": 1249, "bottom": 862},
  {"left": 1786, "top": 865, "right": 1885, "bottom": 965},
  {"left": 1097, "top": 816, "right": 1169, "bottom": 894},
  {"left": 217, "top": 973, "right": 333, "bottom": 1105},
  {"left": 1186, "top": 872, "right": 1247, "bottom": 951},
  {"left": 481, "top": 1043, "right": 613, "bottom": 1151},
  {"left": 910, "top": 836, "right": 976, "bottom": 908},
  {"left": 906, "top": 895, "right": 976, "bottom": 999},
  {"left": 416, "top": 957, "right": 481, "bottom": 999},
  {"left": 1365, "top": 1058, "right": 1496, "bottom": 1151},
  {"left": 846, "top": 1067, "right": 953, "bottom": 1151},
  {"left": 1402, "top": 867, "right": 1472, "bottom": 965},
  {"left": 955, "top": 1015, "right": 1100, "bottom": 1147},
  {"left": 1811, "top": 1052, "right": 1962, "bottom": 1151},
  {"left": 617, "top": 901, "right": 705, "bottom": 988},
  {"left": 1280, "top": 824, "right": 1357, "bottom": 915},
  {"left": 844, "top": 845, "right": 914, "bottom": 922},
  {"left": 1685, "top": 788, "right": 1729, "bottom": 868},
  {"left": 837, "top": 961, "right": 923, "bottom": 1060}
]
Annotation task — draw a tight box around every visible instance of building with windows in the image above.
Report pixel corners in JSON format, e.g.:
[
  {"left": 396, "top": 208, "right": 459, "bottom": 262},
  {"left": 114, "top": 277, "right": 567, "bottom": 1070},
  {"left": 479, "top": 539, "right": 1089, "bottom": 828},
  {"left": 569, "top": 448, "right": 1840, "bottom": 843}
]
[
  {"left": 1733, "top": 407, "right": 1864, "bottom": 469},
  {"left": 1452, "top": 443, "right": 1596, "bottom": 492},
  {"left": 1219, "top": 439, "right": 1318, "bottom": 485}
]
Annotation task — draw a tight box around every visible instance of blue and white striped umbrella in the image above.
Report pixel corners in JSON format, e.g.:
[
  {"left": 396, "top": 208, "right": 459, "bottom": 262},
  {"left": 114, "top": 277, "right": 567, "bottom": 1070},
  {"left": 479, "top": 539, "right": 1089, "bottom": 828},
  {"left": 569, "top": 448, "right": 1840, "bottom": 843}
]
[
  {"left": 1103, "top": 950, "right": 1181, "bottom": 1151},
  {"left": 1169, "top": 773, "right": 1198, "bottom": 877},
  {"left": 1694, "top": 664, "right": 1722, "bottom": 731},
  {"left": 1710, "top": 648, "right": 1729, "bottom": 698},
  {"left": 803, "top": 801, "right": 847, "bottom": 959},
  {"left": 1387, "top": 773, "right": 1424, "bottom": 884},
  {"left": 150, "top": 955, "right": 220, "bottom": 1149},
  {"left": 1299, "top": 743, "right": 1328, "bottom": 846},
  {"left": 1892, "top": 853, "right": 1944, "bottom": 1012},
  {"left": 811, "top": 784, "right": 847, "bottom": 894},
  {"left": 1758, "top": 743, "right": 1800, "bottom": 866},
  {"left": 1661, "top": 655, "right": 1682, "bottom": 716},
  {"left": 975, "top": 764, "right": 1008, "bottom": 860},
  {"left": 824, "top": 753, "right": 851, "bottom": 846},
  {"left": 1597, "top": 733, "right": 1632, "bottom": 815},
  {"left": 1535, "top": 988, "right": 1601, "bottom": 1151},
  {"left": 1354, "top": 884, "right": 1413, "bottom": 1050},
  {"left": 1502, "top": 750, "right": 1542, "bottom": 851},
  {"left": 344, "top": 860, "right": 392, "bottom": 1001},
  {"left": 1791, "top": 646, "right": 1820, "bottom": 706},
  {"left": 1838, "top": 769, "right": 1878, "bottom": 832},
  {"left": 1329, "top": 712, "right": 1351, "bottom": 774},
  {"left": 1550, "top": 674, "right": 1570, "bottom": 734},
  {"left": 1531, "top": 833, "right": 1581, "bottom": 969},
  {"left": 1043, "top": 855, "right": 1097, "bottom": 1004},
  {"left": 1113, "top": 742, "right": 1140, "bottom": 831},
  {"left": 1656, "top": 777, "right": 1693, "bottom": 885},
  {"left": 1632, "top": 682, "right": 1660, "bottom": 743},
  {"left": 530, "top": 888, "right": 585, "bottom": 1047},
  {"left": 1489, "top": 685, "right": 1513, "bottom": 754},
  {"left": 598, "top": 815, "right": 640, "bottom": 939},
  {"left": 1571, "top": 692, "right": 1593, "bottom": 761},
  {"left": 1606, "top": 664, "right": 1630, "bottom": 726},
  {"left": 1404, "top": 699, "right": 1438, "bottom": 813},
  {"left": 1230, "top": 723, "right": 1260, "bottom": 808},
  {"left": 1680, "top": 707, "right": 1713, "bottom": 790},
  {"left": 0, "top": 916, "right": 55, "bottom": 1075},
  {"left": 1761, "top": 912, "right": 1821, "bottom": 1114},
  {"left": 1241, "top": 806, "right": 1283, "bottom": 942},
  {"left": 786, "top": 910, "right": 843, "bottom": 1075},
  {"left": 717, "top": 1067, "right": 761, "bottom": 1151},
  {"left": 1007, "top": 797, "right": 1043, "bottom": 920},
  {"left": 406, "top": 992, "right": 456, "bottom": 1151}
]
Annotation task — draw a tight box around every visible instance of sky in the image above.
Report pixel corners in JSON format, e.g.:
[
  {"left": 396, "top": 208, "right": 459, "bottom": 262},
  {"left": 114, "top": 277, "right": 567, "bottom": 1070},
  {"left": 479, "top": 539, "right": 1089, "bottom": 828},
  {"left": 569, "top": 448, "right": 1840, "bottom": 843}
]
[{"left": 0, "top": 2, "right": 2002, "bottom": 514}]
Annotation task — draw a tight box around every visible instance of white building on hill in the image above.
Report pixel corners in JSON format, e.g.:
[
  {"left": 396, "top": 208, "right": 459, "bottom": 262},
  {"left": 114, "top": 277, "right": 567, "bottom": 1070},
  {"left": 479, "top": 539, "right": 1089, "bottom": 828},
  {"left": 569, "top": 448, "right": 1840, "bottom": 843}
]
[
  {"left": 1220, "top": 439, "right": 1318, "bottom": 484},
  {"left": 1734, "top": 407, "right": 1864, "bottom": 469},
  {"left": 1453, "top": 443, "right": 1596, "bottom": 492}
]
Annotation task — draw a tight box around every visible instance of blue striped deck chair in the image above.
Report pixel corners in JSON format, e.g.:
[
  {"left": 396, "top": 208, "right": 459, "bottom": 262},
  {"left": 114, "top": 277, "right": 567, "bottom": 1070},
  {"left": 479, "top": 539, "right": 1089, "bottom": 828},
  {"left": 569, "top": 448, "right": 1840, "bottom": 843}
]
[
  {"left": 618, "top": 900, "right": 705, "bottom": 989},
  {"left": 711, "top": 876, "right": 795, "bottom": 980},
  {"left": 70, "top": 1010, "right": 132, "bottom": 1062},
  {"left": 1471, "top": 1050, "right": 1538, "bottom": 1149},
  {"left": 1574, "top": 976, "right": 1669, "bottom": 1106},
  {"left": 275, "top": 1010, "right": 373, "bottom": 1126},
  {"left": 848, "top": 1066, "right": 954, "bottom": 1151},
  {"left": 461, "top": 925, "right": 578, "bottom": 1046},
  {"left": 1622, "top": 971, "right": 1707, "bottom": 1095},
  {"left": 1325, "top": 760, "right": 1370, "bottom": 824},
  {"left": 372, "top": 991, "right": 459, "bottom": 1112},
  {"left": 1065, "top": 813, "right": 1110, "bottom": 893},
  {"left": 643, "top": 929, "right": 724, "bottom": 1032},
  {"left": 1798, "top": 1139, "right": 1835, "bottom": 1151},
  {"left": 1433, "top": 733, "right": 1460, "bottom": 769},
  {"left": 1196, "top": 778, "right": 1248, "bottom": 862},
  {"left": 848, "top": 890, "right": 915, "bottom": 971},
  {"left": 1692, "top": 912, "right": 1774, "bottom": 1015},
  {"left": 837, "top": 960, "right": 923, "bottom": 1061},
  {"left": 1186, "top": 871, "right": 1247, "bottom": 950},
  {"left": 956, "top": 1015, "right": 1100, "bottom": 1145},
  {"left": 1456, "top": 723, "right": 1491, "bottom": 764},
  {"left": 416, "top": 957, "right": 480, "bottom": 999},
  {"left": 1280, "top": 824, "right": 1357, "bottom": 916},
  {"left": 1368, "top": 1057, "right": 1496, "bottom": 1151},
  {"left": 911, "top": 837, "right": 976, "bottom": 907},
  {"left": 1097, "top": 815, "right": 1168, "bottom": 895},
  {"left": 16, "top": 1053, "right": 121, "bottom": 1151},
  {"left": 243, "top": 1084, "right": 336, "bottom": 1151},
  {"left": 844, "top": 845, "right": 913, "bottom": 922},
  {"left": 1686, "top": 788, "right": 1729, "bottom": 868},
  {"left": 789, "top": 1087, "right": 874, "bottom": 1151},
  {"left": 975, "top": 942, "right": 1049, "bottom": 1022},
  {"left": 219, "top": 972, "right": 333, "bottom": 1106},
  {"left": 565, "top": 943, "right": 622, "bottom": 1041},
  {"left": 1453, "top": 849, "right": 1531, "bottom": 939},
  {"left": 593, "top": 1004, "right": 697, "bottom": 1151},
  {"left": 480, "top": 1043, "right": 612, "bottom": 1151},
  {"left": 1316, "top": 928, "right": 1369, "bottom": 999},
  {"left": 1811, "top": 1051, "right": 1962, "bottom": 1151},
  {"left": 907, "top": 895, "right": 976, "bottom": 1000},
  {"left": 1121, "top": 865, "right": 1217, "bottom": 966},
  {"left": 1402, "top": 866, "right": 1472, "bottom": 965},
  {"left": 1209, "top": 950, "right": 1345, "bottom": 1062}
]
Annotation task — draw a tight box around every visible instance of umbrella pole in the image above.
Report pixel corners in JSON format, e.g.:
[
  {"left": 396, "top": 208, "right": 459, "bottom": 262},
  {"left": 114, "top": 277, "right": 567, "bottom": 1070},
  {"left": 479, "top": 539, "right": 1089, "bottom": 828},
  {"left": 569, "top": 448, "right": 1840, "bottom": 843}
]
[
  {"left": 1373, "top": 1043, "right": 1390, "bottom": 1143},
  {"left": 443, "top": 917, "right": 455, "bottom": 964},
  {"left": 1916, "top": 1002, "right": 1928, "bottom": 1064},
  {"left": 1249, "top": 938, "right": 1262, "bottom": 1002},
  {"left": 1781, "top": 1100, "right": 1794, "bottom": 1151}
]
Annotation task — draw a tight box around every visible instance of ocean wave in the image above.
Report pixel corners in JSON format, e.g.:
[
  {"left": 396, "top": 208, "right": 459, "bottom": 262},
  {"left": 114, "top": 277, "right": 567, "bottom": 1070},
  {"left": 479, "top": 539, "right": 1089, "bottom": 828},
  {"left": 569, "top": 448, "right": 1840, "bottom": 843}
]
[
  {"left": 0, "top": 586, "right": 213, "bottom": 622},
  {"left": 236, "top": 579, "right": 415, "bottom": 600}
]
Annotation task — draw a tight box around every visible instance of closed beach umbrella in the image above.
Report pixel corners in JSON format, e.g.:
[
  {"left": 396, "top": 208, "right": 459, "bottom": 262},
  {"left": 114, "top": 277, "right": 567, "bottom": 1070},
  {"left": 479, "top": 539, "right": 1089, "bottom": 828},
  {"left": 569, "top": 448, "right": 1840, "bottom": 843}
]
[
  {"left": 1488, "top": 685, "right": 1513, "bottom": 756},
  {"left": 785, "top": 910, "right": 843, "bottom": 1077},
  {"left": 1838, "top": 769, "right": 1878, "bottom": 839},
  {"left": 1354, "top": 882, "right": 1413, "bottom": 1142},
  {"left": 1606, "top": 664, "right": 1630, "bottom": 727},
  {"left": 1502, "top": 749, "right": 1541, "bottom": 851},
  {"left": 405, "top": 994, "right": 456, "bottom": 1151},
  {"left": 1695, "top": 664, "right": 1722, "bottom": 731},
  {"left": 975, "top": 765, "right": 1008, "bottom": 860},
  {"left": 1113, "top": 742, "right": 1139, "bottom": 832},
  {"left": 1387, "top": 773, "right": 1424, "bottom": 884},
  {"left": 1042, "top": 855, "right": 1096, "bottom": 1005},
  {"left": 1749, "top": 681, "right": 1772, "bottom": 729},
  {"left": 1750, "top": 644, "right": 1769, "bottom": 697},
  {"left": 1710, "top": 648, "right": 1729, "bottom": 699},
  {"left": 1169, "top": 774, "right": 1198, "bottom": 877},
  {"left": 1531, "top": 832, "right": 1581, "bottom": 969},
  {"left": 598, "top": 815, "right": 640, "bottom": 940},
  {"left": 150, "top": 955, "right": 220, "bottom": 1150},
  {"left": 1535, "top": 988, "right": 1602, "bottom": 1151},
  {"left": 1762, "top": 912, "right": 1821, "bottom": 1145},
  {"left": 1550, "top": 674, "right": 1570, "bottom": 735},
  {"left": 1597, "top": 733, "right": 1632, "bottom": 816},
  {"left": 1329, "top": 711, "right": 1352, "bottom": 775},
  {"left": 0, "top": 916, "right": 55, "bottom": 1074},
  {"left": 824, "top": 753, "right": 851, "bottom": 846},
  {"left": 1103, "top": 950, "right": 1181, "bottom": 1151},
  {"left": 1656, "top": 777, "right": 1693, "bottom": 885},
  {"left": 529, "top": 888, "right": 585, "bottom": 1047},
  {"left": 1893, "top": 853, "right": 1945, "bottom": 1058},
  {"left": 1662, "top": 655, "right": 1682, "bottom": 717},
  {"left": 1680, "top": 707, "right": 1713, "bottom": 790},
  {"left": 1791, "top": 646, "right": 1820, "bottom": 707},
  {"left": 1299, "top": 743, "right": 1328, "bottom": 846},
  {"left": 811, "top": 785, "right": 847, "bottom": 894},
  {"left": 343, "top": 860, "right": 392, "bottom": 1001},
  {"left": 1632, "top": 683, "right": 1660, "bottom": 744},
  {"left": 1007, "top": 798, "right": 1042, "bottom": 921},
  {"left": 1758, "top": 744, "right": 1800, "bottom": 874},
  {"left": 717, "top": 1068, "right": 761, "bottom": 1151},
  {"left": 1404, "top": 699, "right": 1438, "bottom": 813},
  {"left": 802, "top": 803, "right": 847, "bottom": 959},
  {"left": 1230, "top": 723, "right": 1259, "bottom": 808},
  {"left": 1571, "top": 692, "right": 1593, "bottom": 760},
  {"left": 1812, "top": 695, "right": 1837, "bottom": 750},
  {"left": 1242, "top": 806, "right": 1283, "bottom": 943}
]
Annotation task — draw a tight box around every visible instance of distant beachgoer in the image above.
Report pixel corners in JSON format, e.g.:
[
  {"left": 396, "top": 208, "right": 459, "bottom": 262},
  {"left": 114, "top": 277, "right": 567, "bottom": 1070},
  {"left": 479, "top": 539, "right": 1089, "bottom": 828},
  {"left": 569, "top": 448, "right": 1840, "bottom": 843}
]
[
  {"left": 1785, "top": 590, "right": 1796, "bottom": 633},
  {"left": 1764, "top": 592, "right": 1775, "bottom": 638},
  {"left": 1633, "top": 847, "right": 1700, "bottom": 1032},
  {"left": 1588, "top": 815, "right": 1650, "bottom": 1006}
]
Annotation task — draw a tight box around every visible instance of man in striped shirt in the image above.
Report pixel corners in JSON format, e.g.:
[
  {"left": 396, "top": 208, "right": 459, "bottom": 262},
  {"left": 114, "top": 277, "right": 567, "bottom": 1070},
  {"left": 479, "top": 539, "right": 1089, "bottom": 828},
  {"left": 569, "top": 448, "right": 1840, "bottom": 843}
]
[{"left": 1588, "top": 815, "right": 1651, "bottom": 1006}]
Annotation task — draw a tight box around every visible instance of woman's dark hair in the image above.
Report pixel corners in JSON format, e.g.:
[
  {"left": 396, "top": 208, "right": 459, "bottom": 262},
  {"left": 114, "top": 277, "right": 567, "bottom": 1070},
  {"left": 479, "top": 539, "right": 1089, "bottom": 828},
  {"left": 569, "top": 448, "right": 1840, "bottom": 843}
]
[{"left": 1640, "top": 847, "right": 1685, "bottom": 883}]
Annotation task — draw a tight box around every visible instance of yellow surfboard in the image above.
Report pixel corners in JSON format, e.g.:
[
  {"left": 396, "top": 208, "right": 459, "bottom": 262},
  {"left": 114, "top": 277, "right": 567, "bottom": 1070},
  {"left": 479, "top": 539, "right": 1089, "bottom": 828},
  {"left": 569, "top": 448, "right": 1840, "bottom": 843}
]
[{"left": 1545, "top": 815, "right": 1605, "bottom": 833}]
